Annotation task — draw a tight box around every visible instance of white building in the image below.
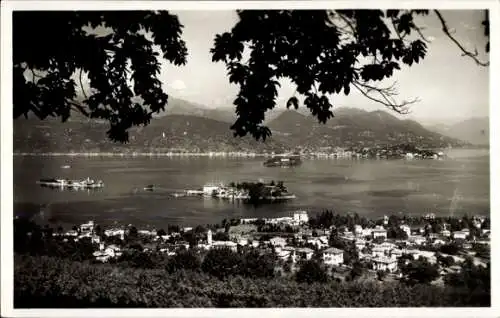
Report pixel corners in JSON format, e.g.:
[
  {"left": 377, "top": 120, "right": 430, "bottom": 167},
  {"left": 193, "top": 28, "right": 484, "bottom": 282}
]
[
  {"left": 323, "top": 247, "right": 344, "bottom": 266},
  {"left": 372, "top": 228, "right": 387, "bottom": 240},
  {"left": 212, "top": 241, "right": 238, "bottom": 252},
  {"left": 441, "top": 229, "right": 451, "bottom": 237},
  {"left": 372, "top": 257, "right": 398, "bottom": 273},
  {"left": 270, "top": 237, "right": 287, "bottom": 248},
  {"left": 293, "top": 211, "right": 309, "bottom": 224},
  {"left": 104, "top": 229, "right": 125, "bottom": 240},
  {"left": 207, "top": 229, "right": 213, "bottom": 245},
  {"left": 240, "top": 218, "right": 258, "bottom": 224},
  {"left": 80, "top": 221, "right": 94, "bottom": 235},
  {"left": 453, "top": 231, "right": 468, "bottom": 240},
  {"left": 237, "top": 238, "right": 249, "bottom": 246},
  {"left": 383, "top": 215, "right": 389, "bottom": 225},
  {"left": 203, "top": 184, "right": 221, "bottom": 196},
  {"left": 354, "top": 225, "right": 363, "bottom": 236},
  {"left": 409, "top": 235, "right": 427, "bottom": 245}
]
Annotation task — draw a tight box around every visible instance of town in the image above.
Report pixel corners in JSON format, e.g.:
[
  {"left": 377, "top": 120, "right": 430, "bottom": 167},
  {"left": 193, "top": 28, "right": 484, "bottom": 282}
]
[
  {"left": 17, "top": 209, "right": 490, "bottom": 285},
  {"left": 15, "top": 143, "right": 447, "bottom": 160}
]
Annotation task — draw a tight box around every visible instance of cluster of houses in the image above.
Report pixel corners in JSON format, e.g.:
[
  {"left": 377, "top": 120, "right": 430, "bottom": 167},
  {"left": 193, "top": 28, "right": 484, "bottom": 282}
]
[{"left": 60, "top": 211, "right": 489, "bottom": 274}]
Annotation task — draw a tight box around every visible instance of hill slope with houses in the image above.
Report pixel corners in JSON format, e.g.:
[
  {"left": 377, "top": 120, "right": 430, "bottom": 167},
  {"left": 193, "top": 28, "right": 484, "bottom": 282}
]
[{"left": 14, "top": 99, "right": 467, "bottom": 154}]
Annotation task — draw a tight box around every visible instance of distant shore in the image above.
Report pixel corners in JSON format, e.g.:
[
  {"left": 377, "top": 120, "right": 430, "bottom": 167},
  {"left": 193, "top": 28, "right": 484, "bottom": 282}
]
[
  {"left": 12, "top": 146, "right": 488, "bottom": 159},
  {"left": 13, "top": 152, "right": 268, "bottom": 157}
]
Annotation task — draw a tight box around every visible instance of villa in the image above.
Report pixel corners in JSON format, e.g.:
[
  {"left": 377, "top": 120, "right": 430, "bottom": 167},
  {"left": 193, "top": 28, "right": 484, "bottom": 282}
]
[
  {"left": 322, "top": 247, "right": 344, "bottom": 266},
  {"left": 270, "top": 237, "right": 287, "bottom": 248},
  {"left": 372, "top": 227, "right": 388, "bottom": 240},
  {"left": 372, "top": 257, "right": 398, "bottom": 273},
  {"left": 293, "top": 211, "right": 309, "bottom": 224},
  {"left": 212, "top": 241, "right": 238, "bottom": 252}
]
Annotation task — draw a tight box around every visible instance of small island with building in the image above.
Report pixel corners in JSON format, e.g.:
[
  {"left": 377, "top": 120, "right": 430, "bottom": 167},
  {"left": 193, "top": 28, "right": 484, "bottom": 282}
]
[
  {"left": 181, "top": 180, "right": 296, "bottom": 203},
  {"left": 263, "top": 155, "right": 302, "bottom": 167}
]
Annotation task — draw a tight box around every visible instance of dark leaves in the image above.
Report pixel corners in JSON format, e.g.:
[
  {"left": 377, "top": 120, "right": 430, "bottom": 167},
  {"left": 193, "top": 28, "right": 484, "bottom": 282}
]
[
  {"left": 13, "top": 11, "right": 187, "bottom": 143},
  {"left": 286, "top": 96, "right": 299, "bottom": 110},
  {"left": 211, "top": 10, "right": 438, "bottom": 140},
  {"left": 304, "top": 93, "right": 334, "bottom": 124}
]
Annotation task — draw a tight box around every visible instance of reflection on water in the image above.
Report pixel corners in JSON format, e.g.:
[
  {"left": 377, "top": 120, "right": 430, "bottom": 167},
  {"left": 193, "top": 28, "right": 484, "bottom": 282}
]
[{"left": 13, "top": 149, "right": 490, "bottom": 228}]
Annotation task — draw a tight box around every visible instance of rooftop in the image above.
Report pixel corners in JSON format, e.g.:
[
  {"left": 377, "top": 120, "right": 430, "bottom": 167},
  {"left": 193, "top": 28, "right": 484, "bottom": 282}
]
[{"left": 324, "top": 247, "right": 343, "bottom": 254}]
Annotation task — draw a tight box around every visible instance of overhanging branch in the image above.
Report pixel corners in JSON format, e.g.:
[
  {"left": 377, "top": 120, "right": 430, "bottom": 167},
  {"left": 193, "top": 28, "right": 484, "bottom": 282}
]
[
  {"left": 434, "top": 10, "right": 489, "bottom": 67},
  {"left": 352, "top": 80, "right": 419, "bottom": 114}
]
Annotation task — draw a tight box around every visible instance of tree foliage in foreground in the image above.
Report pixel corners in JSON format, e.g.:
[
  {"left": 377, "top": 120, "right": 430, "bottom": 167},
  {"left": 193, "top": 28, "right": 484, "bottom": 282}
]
[
  {"left": 14, "top": 254, "right": 490, "bottom": 308},
  {"left": 13, "top": 10, "right": 489, "bottom": 142},
  {"left": 13, "top": 11, "right": 187, "bottom": 142}
]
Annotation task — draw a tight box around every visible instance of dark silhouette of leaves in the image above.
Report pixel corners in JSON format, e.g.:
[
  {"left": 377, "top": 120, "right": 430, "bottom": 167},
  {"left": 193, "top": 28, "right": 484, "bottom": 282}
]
[
  {"left": 13, "top": 10, "right": 489, "bottom": 142},
  {"left": 13, "top": 11, "right": 187, "bottom": 143}
]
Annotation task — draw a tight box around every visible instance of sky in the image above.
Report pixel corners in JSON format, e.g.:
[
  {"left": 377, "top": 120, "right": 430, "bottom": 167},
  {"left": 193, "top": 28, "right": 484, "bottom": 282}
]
[{"left": 157, "top": 10, "right": 489, "bottom": 125}]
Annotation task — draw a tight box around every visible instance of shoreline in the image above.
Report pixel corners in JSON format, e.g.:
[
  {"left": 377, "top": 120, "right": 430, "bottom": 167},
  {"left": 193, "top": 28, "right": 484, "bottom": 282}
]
[{"left": 12, "top": 147, "right": 488, "bottom": 158}]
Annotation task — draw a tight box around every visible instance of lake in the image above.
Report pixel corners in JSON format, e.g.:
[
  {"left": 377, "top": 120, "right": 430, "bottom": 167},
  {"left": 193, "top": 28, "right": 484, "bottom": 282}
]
[{"left": 13, "top": 149, "right": 490, "bottom": 230}]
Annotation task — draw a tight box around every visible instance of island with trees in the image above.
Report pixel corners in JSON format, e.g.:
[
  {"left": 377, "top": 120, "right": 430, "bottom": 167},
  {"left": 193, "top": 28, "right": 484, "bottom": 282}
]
[{"left": 202, "top": 180, "right": 296, "bottom": 204}]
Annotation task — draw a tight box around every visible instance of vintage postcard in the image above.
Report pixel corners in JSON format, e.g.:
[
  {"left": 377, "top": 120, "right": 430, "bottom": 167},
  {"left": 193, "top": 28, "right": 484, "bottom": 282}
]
[{"left": 1, "top": 1, "right": 497, "bottom": 317}]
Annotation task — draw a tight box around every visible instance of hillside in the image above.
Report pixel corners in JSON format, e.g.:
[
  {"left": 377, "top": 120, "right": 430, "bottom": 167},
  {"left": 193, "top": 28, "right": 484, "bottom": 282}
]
[
  {"left": 14, "top": 105, "right": 467, "bottom": 154},
  {"left": 268, "top": 109, "right": 465, "bottom": 149},
  {"left": 426, "top": 117, "right": 489, "bottom": 146},
  {"left": 13, "top": 114, "right": 289, "bottom": 154},
  {"left": 160, "top": 97, "right": 236, "bottom": 123}
]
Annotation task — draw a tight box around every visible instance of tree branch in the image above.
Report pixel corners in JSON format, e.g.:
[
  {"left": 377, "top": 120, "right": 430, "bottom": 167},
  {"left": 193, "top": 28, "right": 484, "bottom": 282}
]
[
  {"left": 336, "top": 12, "right": 357, "bottom": 38},
  {"left": 69, "top": 101, "right": 89, "bottom": 117},
  {"left": 352, "top": 80, "right": 419, "bottom": 114},
  {"left": 414, "top": 26, "right": 432, "bottom": 43},
  {"left": 79, "top": 69, "right": 88, "bottom": 99},
  {"left": 434, "top": 10, "right": 489, "bottom": 67}
]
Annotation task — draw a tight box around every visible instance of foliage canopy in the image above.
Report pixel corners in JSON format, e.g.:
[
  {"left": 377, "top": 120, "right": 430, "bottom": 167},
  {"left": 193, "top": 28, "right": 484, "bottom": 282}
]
[{"left": 13, "top": 10, "right": 489, "bottom": 142}]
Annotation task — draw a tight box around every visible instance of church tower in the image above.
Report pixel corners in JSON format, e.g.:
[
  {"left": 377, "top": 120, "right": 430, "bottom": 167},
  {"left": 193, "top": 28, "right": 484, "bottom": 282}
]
[{"left": 207, "top": 229, "right": 213, "bottom": 246}]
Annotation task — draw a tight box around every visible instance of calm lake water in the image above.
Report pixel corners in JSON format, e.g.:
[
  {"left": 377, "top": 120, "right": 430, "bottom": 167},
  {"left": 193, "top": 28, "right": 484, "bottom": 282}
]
[{"left": 13, "top": 149, "right": 490, "bottom": 230}]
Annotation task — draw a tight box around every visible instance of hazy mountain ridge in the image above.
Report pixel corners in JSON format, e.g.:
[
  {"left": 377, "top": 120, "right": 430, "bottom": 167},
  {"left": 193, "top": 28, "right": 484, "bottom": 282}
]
[
  {"left": 14, "top": 98, "right": 468, "bottom": 153},
  {"left": 425, "top": 117, "right": 489, "bottom": 146},
  {"left": 267, "top": 109, "right": 464, "bottom": 149}
]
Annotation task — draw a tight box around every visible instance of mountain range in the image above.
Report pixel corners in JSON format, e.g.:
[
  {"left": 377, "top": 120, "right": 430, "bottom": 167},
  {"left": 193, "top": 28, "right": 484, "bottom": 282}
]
[
  {"left": 13, "top": 97, "right": 473, "bottom": 154},
  {"left": 425, "top": 117, "right": 489, "bottom": 146}
]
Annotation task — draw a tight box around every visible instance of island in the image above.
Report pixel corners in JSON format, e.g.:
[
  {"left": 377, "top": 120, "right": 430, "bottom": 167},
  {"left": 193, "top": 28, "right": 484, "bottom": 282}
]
[
  {"left": 263, "top": 155, "right": 302, "bottom": 167},
  {"left": 200, "top": 180, "right": 296, "bottom": 203}
]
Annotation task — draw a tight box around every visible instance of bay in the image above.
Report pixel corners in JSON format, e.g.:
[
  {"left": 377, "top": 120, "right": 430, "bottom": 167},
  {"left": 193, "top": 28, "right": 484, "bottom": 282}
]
[{"left": 13, "top": 149, "right": 490, "bottom": 230}]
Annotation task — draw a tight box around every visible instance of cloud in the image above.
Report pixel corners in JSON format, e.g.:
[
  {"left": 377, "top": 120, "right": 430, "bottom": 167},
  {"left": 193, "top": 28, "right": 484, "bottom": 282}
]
[
  {"left": 170, "top": 79, "right": 187, "bottom": 91},
  {"left": 460, "top": 22, "right": 477, "bottom": 31}
]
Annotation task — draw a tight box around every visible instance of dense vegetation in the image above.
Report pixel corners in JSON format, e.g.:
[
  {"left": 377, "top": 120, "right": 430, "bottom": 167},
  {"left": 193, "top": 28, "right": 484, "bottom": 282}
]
[
  {"left": 14, "top": 254, "right": 490, "bottom": 308},
  {"left": 13, "top": 214, "right": 490, "bottom": 308}
]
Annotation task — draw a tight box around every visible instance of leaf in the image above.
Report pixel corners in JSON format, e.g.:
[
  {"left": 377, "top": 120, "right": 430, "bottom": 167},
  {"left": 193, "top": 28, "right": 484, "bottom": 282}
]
[{"left": 286, "top": 96, "right": 299, "bottom": 109}]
